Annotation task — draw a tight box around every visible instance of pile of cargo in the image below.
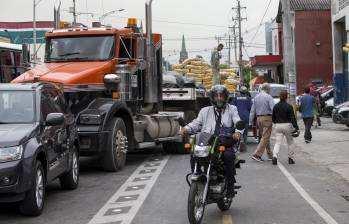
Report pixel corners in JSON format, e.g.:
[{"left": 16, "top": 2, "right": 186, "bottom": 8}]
[
  {"left": 172, "top": 58, "right": 213, "bottom": 90},
  {"left": 172, "top": 58, "right": 240, "bottom": 92},
  {"left": 220, "top": 69, "right": 239, "bottom": 93}
]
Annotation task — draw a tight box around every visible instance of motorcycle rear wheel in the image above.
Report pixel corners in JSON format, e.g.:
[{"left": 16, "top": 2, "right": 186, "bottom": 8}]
[{"left": 188, "top": 182, "right": 205, "bottom": 224}]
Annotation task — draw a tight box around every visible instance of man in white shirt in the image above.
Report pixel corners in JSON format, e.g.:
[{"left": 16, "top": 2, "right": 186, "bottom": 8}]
[{"left": 180, "top": 85, "right": 243, "bottom": 198}]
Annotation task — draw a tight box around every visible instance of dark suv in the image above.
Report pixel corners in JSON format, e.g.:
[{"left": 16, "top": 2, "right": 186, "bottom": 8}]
[{"left": 0, "top": 83, "right": 79, "bottom": 216}]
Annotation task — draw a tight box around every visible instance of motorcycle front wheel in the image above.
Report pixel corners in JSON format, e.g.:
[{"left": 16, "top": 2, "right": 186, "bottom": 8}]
[{"left": 188, "top": 181, "right": 205, "bottom": 224}]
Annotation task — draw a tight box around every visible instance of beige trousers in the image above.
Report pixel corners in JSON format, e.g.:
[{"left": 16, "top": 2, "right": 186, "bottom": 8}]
[
  {"left": 212, "top": 68, "right": 220, "bottom": 85},
  {"left": 272, "top": 123, "right": 295, "bottom": 159},
  {"left": 254, "top": 116, "right": 273, "bottom": 158}
]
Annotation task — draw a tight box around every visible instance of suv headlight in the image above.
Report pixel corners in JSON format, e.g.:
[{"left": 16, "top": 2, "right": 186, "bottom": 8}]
[
  {"left": 193, "top": 145, "right": 210, "bottom": 157},
  {"left": 0, "top": 146, "right": 23, "bottom": 163}
]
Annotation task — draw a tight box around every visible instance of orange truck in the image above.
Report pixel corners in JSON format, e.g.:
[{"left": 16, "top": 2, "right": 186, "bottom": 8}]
[{"left": 12, "top": 0, "right": 186, "bottom": 171}]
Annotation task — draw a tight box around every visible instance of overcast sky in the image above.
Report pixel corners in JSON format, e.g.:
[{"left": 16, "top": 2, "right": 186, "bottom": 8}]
[{"left": 0, "top": 0, "right": 279, "bottom": 64}]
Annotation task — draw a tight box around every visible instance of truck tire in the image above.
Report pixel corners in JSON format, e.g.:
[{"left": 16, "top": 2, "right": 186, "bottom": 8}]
[
  {"left": 60, "top": 147, "right": 79, "bottom": 190},
  {"left": 163, "top": 141, "right": 189, "bottom": 154},
  {"left": 19, "top": 161, "right": 45, "bottom": 216},
  {"left": 102, "top": 117, "right": 127, "bottom": 172}
]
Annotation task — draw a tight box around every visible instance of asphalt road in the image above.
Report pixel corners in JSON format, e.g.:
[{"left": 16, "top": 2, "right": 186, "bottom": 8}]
[{"left": 0, "top": 141, "right": 349, "bottom": 224}]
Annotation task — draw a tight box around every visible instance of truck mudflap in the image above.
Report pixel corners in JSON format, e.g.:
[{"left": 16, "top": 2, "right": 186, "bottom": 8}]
[
  {"left": 76, "top": 98, "right": 135, "bottom": 155},
  {"left": 77, "top": 127, "right": 109, "bottom": 156}
]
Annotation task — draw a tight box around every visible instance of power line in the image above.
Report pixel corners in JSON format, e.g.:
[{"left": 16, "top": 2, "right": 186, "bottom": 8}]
[
  {"left": 249, "top": 0, "right": 273, "bottom": 44},
  {"left": 108, "top": 15, "right": 228, "bottom": 28}
]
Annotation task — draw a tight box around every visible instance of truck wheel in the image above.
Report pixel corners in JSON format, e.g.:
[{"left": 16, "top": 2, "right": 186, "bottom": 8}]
[
  {"left": 346, "top": 124, "right": 349, "bottom": 128},
  {"left": 102, "top": 117, "right": 127, "bottom": 172},
  {"left": 163, "top": 141, "right": 189, "bottom": 154},
  {"left": 60, "top": 147, "right": 79, "bottom": 190},
  {"left": 19, "top": 161, "right": 45, "bottom": 216}
]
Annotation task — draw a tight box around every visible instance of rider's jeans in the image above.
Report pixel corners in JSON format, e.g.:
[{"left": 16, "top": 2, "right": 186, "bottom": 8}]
[{"left": 272, "top": 123, "right": 295, "bottom": 159}]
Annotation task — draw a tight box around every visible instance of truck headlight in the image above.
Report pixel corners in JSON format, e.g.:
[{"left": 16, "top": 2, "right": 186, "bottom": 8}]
[
  {"left": 193, "top": 145, "right": 210, "bottom": 157},
  {"left": 0, "top": 146, "right": 23, "bottom": 163},
  {"left": 79, "top": 114, "right": 102, "bottom": 125}
]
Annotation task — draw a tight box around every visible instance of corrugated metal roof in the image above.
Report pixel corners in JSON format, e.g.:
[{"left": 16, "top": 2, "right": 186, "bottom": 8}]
[{"left": 290, "top": 0, "right": 331, "bottom": 11}]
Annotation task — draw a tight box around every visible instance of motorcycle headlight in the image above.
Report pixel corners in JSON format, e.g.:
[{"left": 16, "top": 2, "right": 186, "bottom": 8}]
[
  {"left": 193, "top": 145, "right": 211, "bottom": 157},
  {"left": 0, "top": 145, "right": 23, "bottom": 163}
]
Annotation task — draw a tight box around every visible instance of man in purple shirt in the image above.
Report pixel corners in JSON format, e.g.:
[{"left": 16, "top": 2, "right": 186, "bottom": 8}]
[{"left": 249, "top": 83, "right": 275, "bottom": 162}]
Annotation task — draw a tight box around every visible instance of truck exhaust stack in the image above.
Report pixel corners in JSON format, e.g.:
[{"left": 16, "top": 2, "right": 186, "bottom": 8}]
[{"left": 145, "top": 0, "right": 158, "bottom": 105}]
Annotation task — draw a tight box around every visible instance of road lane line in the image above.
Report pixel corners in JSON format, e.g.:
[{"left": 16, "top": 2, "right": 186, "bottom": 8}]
[
  {"left": 278, "top": 162, "right": 339, "bottom": 224},
  {"left": 87, "top": 155, "right": 170, "bottom": 224},
  {"left": 222, "top": 214, "right": 234, "bottom": 224}
]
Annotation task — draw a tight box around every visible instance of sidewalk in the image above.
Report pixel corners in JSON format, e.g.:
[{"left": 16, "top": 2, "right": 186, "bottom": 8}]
[{"left": 293, "top": 117, "right": 349, "bottom": 183}]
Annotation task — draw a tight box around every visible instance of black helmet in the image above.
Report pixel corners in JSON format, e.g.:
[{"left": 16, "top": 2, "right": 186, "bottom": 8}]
[{"left": 209, "top": 85, "right": 229, "bottom": 109}]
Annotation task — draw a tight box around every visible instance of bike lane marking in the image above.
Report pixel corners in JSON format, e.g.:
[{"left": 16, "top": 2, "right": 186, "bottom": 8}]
[
  {"left": 87, "top": 155, "right": 170, "bottom": 224},
  {"left": 222, "top": 214, "right": 234, "bottom": 224},
  {"left": 278, "top": 162, "right": 339, "bottom": 224}
]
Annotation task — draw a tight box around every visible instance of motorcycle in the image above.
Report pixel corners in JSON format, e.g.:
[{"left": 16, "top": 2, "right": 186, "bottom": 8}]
[{"left": 185, "top": 123, "right": 245, "bottom": 224}]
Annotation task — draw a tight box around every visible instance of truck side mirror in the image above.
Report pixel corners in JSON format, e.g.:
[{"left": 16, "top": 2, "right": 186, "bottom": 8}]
[{"left": 46, "top": 113, "right": 64, "bottom": 126}]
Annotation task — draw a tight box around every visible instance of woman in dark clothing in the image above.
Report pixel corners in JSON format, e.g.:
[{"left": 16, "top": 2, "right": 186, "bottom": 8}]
[{"left": 272, "top": 90, "right": 299, "bottom": 165}]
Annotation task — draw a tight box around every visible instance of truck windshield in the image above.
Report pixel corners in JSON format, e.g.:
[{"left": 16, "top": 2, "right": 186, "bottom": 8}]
[
  {"left": 46, "top": 35, "right": 114, "bottom": 62},
  {"left": 0, "top": 91, "right": 35, "bottom": 124}
]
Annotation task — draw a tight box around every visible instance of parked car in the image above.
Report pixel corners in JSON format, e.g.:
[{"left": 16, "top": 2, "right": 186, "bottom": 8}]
[
  {"left": 323, "top": 97, "right": 334, "bottom": 116},
  {"left": 0, "top": 83, "right": 79, "bottom": 216},
  {"left": 332, "top": 101, "right": 349, "bottom": 128},
  {"left": 258, "top": 83, "right": 287, "bottom": 104},
  {"left": 320, "top": 88, "right": 334, "bottom": 116}
]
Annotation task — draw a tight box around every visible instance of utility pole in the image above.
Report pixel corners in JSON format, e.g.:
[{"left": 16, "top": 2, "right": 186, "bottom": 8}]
[
  {"left": 33, "top": 0, "right": 37, "bottom": 64},
  {"left": 232, "top": 25, "right": 237, "bottom": 62},
  {"left": 228, "top": 34, "right": 231, "bottom": 66},
  {"left": 281, "top": 0, "right": 296, "bottom": 106},
  {"left": 233, "top": 0, "right": 246, "bottom": 84},
  {"left": 73, "top": 0, "right": 77, "bottom": 24}
]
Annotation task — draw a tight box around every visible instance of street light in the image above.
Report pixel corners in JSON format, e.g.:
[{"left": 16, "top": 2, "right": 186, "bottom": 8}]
[{"left": 99, "top": 9, "right": 125, "bottom": 23}]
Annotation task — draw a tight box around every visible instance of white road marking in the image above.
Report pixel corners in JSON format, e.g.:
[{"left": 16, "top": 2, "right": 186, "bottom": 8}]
[
  {"left": 88, "top": 155, "right": 170, "bottom": 224},
  {"left": 278, "top": 162, "right": 339, "bottom": 224}
]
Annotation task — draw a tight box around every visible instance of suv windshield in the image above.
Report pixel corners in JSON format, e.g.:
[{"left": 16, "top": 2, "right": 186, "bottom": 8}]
[
  {"left": 46, "top": 35, "right": 114, "bottom": 62},
  {"left": 0, "top": 91, "right": 35, "bottom": 123}
]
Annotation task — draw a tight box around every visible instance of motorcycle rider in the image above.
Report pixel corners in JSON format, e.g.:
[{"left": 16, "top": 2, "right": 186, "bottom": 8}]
[{"left": 180, "top": 85, "right": 244, "bottom": 198}]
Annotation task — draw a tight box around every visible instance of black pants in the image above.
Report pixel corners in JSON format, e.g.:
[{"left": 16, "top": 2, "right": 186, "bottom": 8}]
[
  {"left": 303, "top": 117, "right": 314, "bottom": 141},
  {"left": 222, "top": 150, "right": 236, "bottom": 185}
]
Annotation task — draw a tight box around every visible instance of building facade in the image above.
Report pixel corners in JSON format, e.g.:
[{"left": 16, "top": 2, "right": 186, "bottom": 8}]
[
  {"left": 332, "top": 0, "right": 349, "bottom": 104},
  {"left": 276, "top": 0, "right": 333, "bottom": 94}
]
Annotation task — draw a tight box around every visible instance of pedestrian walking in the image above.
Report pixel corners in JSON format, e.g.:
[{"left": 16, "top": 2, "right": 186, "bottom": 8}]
[
  {"left": 299, "top": 86, "right": 315, "bottom": 143},
  {"left": 210, "top": 44, "right": 223, "bottom": 85},
  {"left": 231, "top": 85, "right": 252, "bottom": 151},
  {"left": 309, "top": 83, "right": 321, "bottom": 127},
  {"left": 249, "top": 83, "right": 275, "bottom": 162},
  {"left": 272, "top": 90, "right": 299, "bottom": 165}
]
